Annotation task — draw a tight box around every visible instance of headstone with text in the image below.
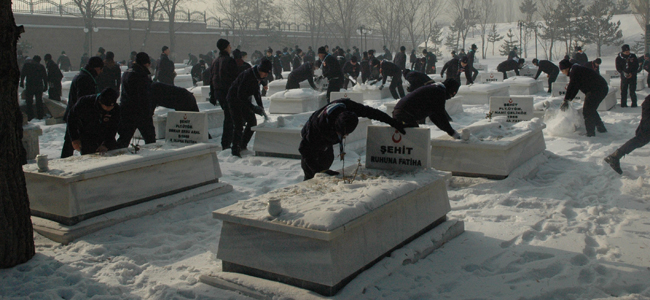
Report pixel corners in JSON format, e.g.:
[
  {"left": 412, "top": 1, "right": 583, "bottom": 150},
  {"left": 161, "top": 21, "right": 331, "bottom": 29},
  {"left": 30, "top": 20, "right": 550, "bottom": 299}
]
[
  {"left": 519, "top": 67, "right": 538, "bottom": 77},
  {"left": 606, "top": 70, "right": 620, "bottom": 79},
  {"left": 330, "top": 91, "right": 364, "bottom": 103},
  {"left": 481, "top": 72, "right": 504, "bottom": 83},
  {"left": 165, "top": 111, "right": 209, "bottom": 144},
  {"left": 489, "top": 96, "right": 534, "bottom": 123},
  {"left": 366, "top": 126, "right": 431, "bottom": 171},
  {"left": 552, "top": 82, "right": 584, "bottom": 100}
]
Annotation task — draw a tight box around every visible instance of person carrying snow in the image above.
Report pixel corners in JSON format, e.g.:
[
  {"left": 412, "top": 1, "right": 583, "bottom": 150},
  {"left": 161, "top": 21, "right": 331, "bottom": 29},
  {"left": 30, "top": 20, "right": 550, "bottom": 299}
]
[
  {"left": 605, "top": 94, "right": 650, "bottom": 174},
  {"left": 299, "top": 99, "right": 405, "bottom": 180},
  {"left": 532, "top": 58, "right": 559, "bottom": 93},
  {"left": 392, "top": 78, "right": 460, "bottom": 135},
  {"left": 558, "top": 59, "right": 608, "bottom": 137}
]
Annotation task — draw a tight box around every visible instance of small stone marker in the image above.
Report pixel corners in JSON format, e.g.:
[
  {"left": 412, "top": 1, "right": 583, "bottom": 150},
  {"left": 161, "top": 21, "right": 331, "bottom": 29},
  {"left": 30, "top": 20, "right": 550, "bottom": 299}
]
[
  {"left": 481, "top": 72, "right": 503, "bottom": 83},
  {"left": 606, "top": 70, "right": 620, "bottom": 79},
  {"left": 489, "top": 96, "right": 534, "bottom": 123},
  {"left": 330, "top": 91, "right": 364, "bottom": 103},
  {"left": 366, "top": 126, "right": 431, "bottom": 171},
  {"left": 552, "top": 82, "right": 584, "bottom": 100},
  {"left": 165, "top": 111, "right": 209, "bottom": 144},
  {"left": 519, "top": 67, "right": 538, "bottom": 77}
]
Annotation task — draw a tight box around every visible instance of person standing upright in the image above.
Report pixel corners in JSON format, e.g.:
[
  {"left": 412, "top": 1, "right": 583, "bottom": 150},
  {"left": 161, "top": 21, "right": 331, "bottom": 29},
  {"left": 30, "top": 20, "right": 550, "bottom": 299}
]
[
  {"left": 43, "top": 54, "right": 63, "bottom": 101},
  {"left": 465, "top": 44, "right": 479, "bottom": 85},
  {"left": 394, "top": 46, "right": 407, "bottom": 71},
  {"left": 273, "top": 50, "right": 284, "bottom": 79},
  {"left": 573, "top": 46, "right": 588, "bottom": 65},
  {"left": 616, "top": 44, "right": 639, "bottom": 107},
  {"left": 156, "top": 46, "right": 175, "bottom": 85},
  {"left": 20, "top": 55, "right": 48, "bottom": 120},
  {"left": 211, "top": 39, "right": 240, "bottom": 150},
  {"left": 508, "top": 46, "right": 519, "bottom": 61},
  {"left": 97, "top": 51, "right": 122, "bottom": 94},
  {"left": 116, "top": 52, "right": 156, "bottom": 148},
  {"left": 292, "top": 48, "right": 304, "bottom": 70},
  {"left": 318, "top": 46, "right": 343, "bottom": 103},
  {"left": 57, "top": 51, "right": 71, "bottom": 72},
  {"left": 423, "top": 49, "right": 437, "bottom": 74}
]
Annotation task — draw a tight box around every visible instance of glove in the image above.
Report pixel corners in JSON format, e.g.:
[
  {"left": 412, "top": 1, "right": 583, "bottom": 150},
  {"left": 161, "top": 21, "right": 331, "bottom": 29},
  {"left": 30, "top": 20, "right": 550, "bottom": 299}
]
[
  {"left": 452, "top": 131, "right": 461, "bottom": 140},
  {"left": 252, "top": 105, "right": 266, "bottom": 116},
  {"left": 391, "top": 119, "right": 406, "bottom": 134},
  {"left": 379, "top": 85, "right": 384, "bottom": 90},
  {"left": 560, "top": 100, "right": 570, "bottom": 112}
]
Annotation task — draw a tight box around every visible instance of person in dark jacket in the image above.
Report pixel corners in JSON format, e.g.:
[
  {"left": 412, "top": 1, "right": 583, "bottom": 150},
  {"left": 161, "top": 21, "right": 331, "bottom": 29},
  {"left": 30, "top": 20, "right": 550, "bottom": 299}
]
[
  {"left": 292, "top": 48, "right": 303, "bottom": 70},
  {"left": 281, "top": 47, "right": 292, "bottom": 71},
  {"left": 286, "top": 61, "right": 320, "bottom": 90},
  {"left": 508, "top": 46, "right": 519, "bottom": 61},
  {"left": 263, "top": 49, "right": 274, "bottom": 82},
  {"left": 371, "top": 59, "right": 405, "bottom": 99},
  {"left": 360, "top": 52, "right": 370, "bottom": 84},
  {"left": 605, "top": 94, "right": 650, "bottom": 174},
  {"left": 61, "top": 56, "right": 104, "bottom": 158},
  {"left": 150, "top": 82, "right": 200, "bottom": 112},
  {"left": 409, "top": 49, "right": 417, "bottom": 70},
  {"left": 44, "top": 53, "right": 63, "bottom": 101},
  {"left": 79, "top": 53, "right": 89, "bottom": 70},
  {"left": 642, "top": 53, "right": 650, "bottom": 87},
  {"left": 191, "top": 60, "right": 207, "bottom": 86},
  {"left": 319, "top": 46, "right": 344, "bottom": 103},
  {"left": 128, "top": 51, "right": 137, "bottom": 69},
  {"left": 57, "top": 51, "right": 72, "bottom": 72},
  {"left": 559, "top": 59, "right": 609, "bottom": 137},
  {"left": 465, "top": 44, "right": 479, "bottom": 85},
  {"left": 273, "top": 50, "right": 284, "bottom": 79},
  {"left": 156, "top": 46, "right": 176, "bottom": 85},
  {"left": 96, "top": 47, "right": 106, "bottom": 60},
  {"left": 227, "top": 60, "right": 272, "bottom": 157},
  {"left": 616, "top": 44, "right": 639, "bottom": 107},
  {"left": 97, "top": 51, "right": 122, "bottom": 94},
  {"left": 342, "top": 57, "right": 360, "bottom": 89},
  {"left": 187, "top": 53, "right": 198, "bottom": 66},
  {"left": 383, "top": 45, "right": 393, "bottom": 61},
  {"left": 532, "top": 58, "right": 559, "bottom": 93},
  {"left": 583, "top": 58, "right": 601, "bottom": 73},
  {"left": 423, "top": 49, "right": 437, "bottom": 74},
  {"left": 394, "top": 46, "right": 407, "bottom": 71},
  {"left": 211, "top": 39, "right": 240, "bottom": 150},
  {"left": 393, "top": 79, "right": 461, "bottom": 138},
  {"left": 573, "top": 46, "right": 588, "bottom": 65},
  {"left": 440, "top": 57, "right": 461, "bottom": 82},
  {"left": 66, "top": 88, "right": 120, "bottom": 155},
  {"left": 116, "top": 52, "right": 156, "bottom": 148},
  {"left": 305, "top": 46, "right": 316, "bottom": 63},
  {"left": 299, "top": 98, "right": 405, "bottom": 180},
  {"left": 403, "top": 69, "right": 435, "bottom": 92},
  {"left": 233, "top": 49, "right": 252, "bottom": 73},
  {"left": 20, "top": 55, "right": 48, "bottom": 120},
  {"left": 497, "top": 58, "right": 525, "bottom": 79}
]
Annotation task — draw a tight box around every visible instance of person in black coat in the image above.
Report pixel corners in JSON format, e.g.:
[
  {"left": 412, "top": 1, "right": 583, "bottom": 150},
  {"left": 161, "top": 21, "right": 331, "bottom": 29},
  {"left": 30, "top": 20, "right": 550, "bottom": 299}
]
[
  {"left": 299, "top": 98, "right": 405, "bottom": 180},
  {"left": 97, "top": 52, "right": 122, "bottom": 94},
  {"left": 497, "top": 58, "right": 525, "bottom": 79},
  {"left": 273, "top": 50, "right": 284, "bottom": 79},
  {"left": 383, "top": 46, "right": 393, "bottom": 61},
  {"left": 616, "top": 44, "right": 639, "bottom": 107},
  {"left": 440, "top": 57, "right": 461, "bottom": 83},
  {"left": 187, "top": 53, "right": 198, "bottom": 66},
  {"left": 508, "top": 46, "right": 519, "bottom": 61},
  {"left": 372, "top": 59, "right": 405, "bottom": 99},
  {"left": 156, "top": 46, "right": 176, "bottom": 85},
  {"left": 292, "top": 48, "right": 303, "bottom": 70},
  {"left": 559, "top": 59, "right": 609, "bottom": 137},
  {"left": 263, "top": 49, "right": 274, "bottom": 82},
  {"left": 409, "top": 50, "right": 417, "bottom": 70},
  {"left": 211, "top": 39, "right": 240, "bottom": 150},
  {"left": 360, "top": 52, "right": 370, "bottom": 84},
  {"left": 394, "top": 46, "right": 407, "bottom": 70},
  {"left": 20, "top": 55, "right": 48, "bottom": 120},
  {"left": 605, "top": 94, "right": 650, "bottom": 174},
  {"left": 465, "top": 44, "right": 479, "bottom": 85},
  {"left": 532, "top": 58, "right": 559, "bottom": 93},
  {"left": 403, "top": 69, "right": 434, "bottom": 92},
  {"left": 318, "top": 46, "right": 344, "bottom": 103},
  {"left": 44, "top": 53, "right": 63, "bottom": 101},
  {"left": 342, "top": 57, "right": 360, "bottom": 89},
  {"left": 150, "top": 82, "right": 200, "bottom": 112},
  {"left": 61, "top": 56, "right": 103, "bottom": 158},
  {"left": 281, "top": 48, "right": 292, "bottom": 71},
  {"left": 80, "top": 53, "right": 89, "bottom": 70},
  {"left": 66, "top": 88, "right": 120, "bottom": 155},
  {"left": 423, "top": 49, "right": 437, "bottom": 74},
  {"left": 116, "top": 52, "right": 156, "bottom": 148},
  {"left": 582, "top": 58, "right": 601, "bottom": 73},
  {"left": 191, "top": 60, "right": 206, "bottom": 86},
  {"left": 573, "top": 46, "right": 588, "bottom": 65},
  {"left": 227, "top": 61, "right": 272, "bottom": 157},
  {"left": 393, "top": 79, "right": 461, "bottom": 138},
  {"left": 57, "top": 51, "right": 72, "bottom": 72},
  {"left": 286, "top": 61, "right": 320, "bottom": 90}
]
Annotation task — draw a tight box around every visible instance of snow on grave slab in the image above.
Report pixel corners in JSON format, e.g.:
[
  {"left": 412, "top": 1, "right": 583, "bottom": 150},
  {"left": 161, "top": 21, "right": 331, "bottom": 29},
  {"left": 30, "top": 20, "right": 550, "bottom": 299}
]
[
  {"left": 430, "top": 118, "right": 546, "bottom": 179},
  {"left": 252, "top": 112, "right": 371, "bottom": 159},
  {"left": 62, "top": 71, "right": 77, "bottom": 82},
  {"left": 174, "top": 74, "right": 194, "bottom": 88},
  {"left": 200, "top": 86, "right": 211, "bottom": 102},
  {"left": 384, "top": 96, "right": 464, "bottom": 117},
  {"left": 24, "top": 143, "right": 227, "bottom": 229},
  {"left": 268, "top": 88, "right": 327, "bottom": 114},
  {"left": 330, "top": 91, "right": 364, "bottom": 103},
  {"left": 61, "top": 81, "right": 71, "bottom": 100},
  {"left": 503, "top": 76, "right": 543, "bottom": 95},
  {"left": 456, "top": 83, "right": 510, "bottom": 105},
  {"left": 150, "top": 102, "right": 224, "bottom": 139},
  {"left": 351, "top": 83, "right": 397, "bottom": 100},
  {"left": 174, "top": 63, "right": 186, "bottom": 69},
  {"left": 552, "top": 82, "right": 585, "bottom": 100},
  {"left": 553, "top": 83, "right": 618, "bottom": 111},
  {"left": 212, "top": 166, "right": 457, "bottom": 296},
  {"left": 175, "top": 68, "right": 189, "bottom": 75},
  {"left": 519, "top": 66, "right": 538, "bottom": 77},
  {"left": 266, "top": 79, "right": 315, "bottom": 96}
]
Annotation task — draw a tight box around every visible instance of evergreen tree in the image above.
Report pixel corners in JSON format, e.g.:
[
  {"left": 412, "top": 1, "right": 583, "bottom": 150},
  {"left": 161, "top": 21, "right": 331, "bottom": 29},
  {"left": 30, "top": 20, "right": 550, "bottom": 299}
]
[
  {"left": 499, "top": 29, "right": 518, "bottom": 56},
  {"left": 487, "top": 24, "right": 503, "bottom": 56},
  {"left": 519, "top": 0, "right": 537, "bottom": 57},
  {"left": 582, "top": 0, "right": 623, "bottom": 56},
  {"left": 444, "top": 29, "right": 459, "bottom": 52}
]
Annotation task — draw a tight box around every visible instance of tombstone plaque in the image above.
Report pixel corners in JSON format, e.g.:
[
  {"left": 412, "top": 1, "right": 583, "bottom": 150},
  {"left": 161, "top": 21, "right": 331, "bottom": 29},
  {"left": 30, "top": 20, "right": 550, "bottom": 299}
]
[
  {"left": 330, "top": 91, "right": 364, "bottom": 103},
  {"left": 489, "top": 96, "right": 534, "bottom": 123},
  {"left": 606, "top": 70, "right": 620, "bottom": 79},
  {"left": 552, "top": 82, "right": 584, "bottom": 100},
  {"left": 366, "top": 126, "right": 431, "bottom": 171},
  {"left": 165, "top": 111, "right": 209, "bottom": 144},
  {"left": 481, "top": 72, "right": 504, "bottom": 83}
]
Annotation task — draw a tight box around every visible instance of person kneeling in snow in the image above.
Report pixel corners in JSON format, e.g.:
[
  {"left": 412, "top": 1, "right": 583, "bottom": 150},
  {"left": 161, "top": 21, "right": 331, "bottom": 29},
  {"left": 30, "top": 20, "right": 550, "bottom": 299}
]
[
  {"left": 66, "top": 88, "right": 120, "bottom": 155},
  {"left": 299, "top": 99, "right": 406, "bottom": 181},
  {"left": 558, "top": 59, "right": 608, "bottom": 137},
  {"left": 604, "top": 94, "right": 650, "bottom": 174},
  {"left": 392, "top": 78, "right": 460, "bottom": 136}
]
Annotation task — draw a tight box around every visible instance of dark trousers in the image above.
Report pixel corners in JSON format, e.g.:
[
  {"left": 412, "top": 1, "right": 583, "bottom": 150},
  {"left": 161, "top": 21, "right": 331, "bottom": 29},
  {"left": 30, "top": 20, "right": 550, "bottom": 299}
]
[
  {"left": 230, "top": 100, "right": 257, "bottom": 151},
  {"left": 273, "top": 70, "right": 283, "bottom": 80},
  {"left": 501, "top": 71, "right": 509, "bottom": 80},
  {"left": 343, "top": 77, "right": 357, "bottom": 90},
  {"left": 299, "top": 140, "right": 334, "bottom": 181},
  {"left": 48, "top": 81, "right": 62, "bottom": 101},
  {"left": 361, "top": 72, "right": 369, "bottom": 84},
  {"left": 389, "top": 77, "right": 405, "bottom": 99},
  {"left": 326, "top": 78, "right": 343, "bottom": 103},
  {"left": 583, "top": 89, "right": 608, "bottom": 135},
  {"left": 618, "top": 98, "right": 650, "bottom": 155},
  {"left": 25, "top": 88, "right": 45, "bottom": 120},
  {"left": 465, "top": 66, "right": 478, "bottom": 84},
  {"left": 426, "top": 65, "right": 436, "bottom": 75},
  {"left": 547, "top": 70, "right": 559, "bottom": 93},
  {"left": 621, "top": 76, "right": 638, "bottom": 107},
  {"left": 116, "top": 114, "right": 157, "bottom": 148},
  {"left": 286, "top": 75, "right": 301, "bottom": 89},
  {"left": 61, "top": 131, "right": 74, "bottom": 158},
  {"left": 215, "top": 90, "right": 234, "bottom": 149}
]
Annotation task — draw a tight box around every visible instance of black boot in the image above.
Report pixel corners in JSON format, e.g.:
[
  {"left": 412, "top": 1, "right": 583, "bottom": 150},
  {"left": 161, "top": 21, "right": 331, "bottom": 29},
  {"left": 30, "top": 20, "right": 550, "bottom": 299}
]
[
  {"left": 231, "top": 146, "right": 241, "bottom": 158},
  {"left": 596, "top": 122, "right": 607, "bottom": 133},
  {"left": 604, "top": 150, "right": 623, "bottom": 175}
]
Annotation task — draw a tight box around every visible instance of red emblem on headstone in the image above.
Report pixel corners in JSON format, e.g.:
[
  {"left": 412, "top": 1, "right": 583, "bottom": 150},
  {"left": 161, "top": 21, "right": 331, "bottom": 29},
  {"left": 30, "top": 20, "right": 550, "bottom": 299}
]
[
  {"left": 508, "top": 98, "right": 513, "bottom": 103},
  {"left": 490, "top": 74, "right": 494, "bottom": 78},
  {"left": 183, "top": 114, "right": 187, "bottom": 120},
  {"left": 392, "top": 130, "right": 402, "bottom": 143}
]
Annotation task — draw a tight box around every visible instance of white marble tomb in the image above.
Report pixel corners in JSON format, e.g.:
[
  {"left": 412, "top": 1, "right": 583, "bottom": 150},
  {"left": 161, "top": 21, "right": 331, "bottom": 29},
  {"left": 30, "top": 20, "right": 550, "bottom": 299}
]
[
  {"left": 268, "top": 89, "right": 327, "bottom": 114},
  {"left": 503, "top": 76, "right": 544, "bottom": 95},
  {"left": 266, "top": 79, "right": 315, "bottom": 96},
  {"left": 456, "top": 83, "right": 510, "bottom": 105},
  {"left": 151, "top": 102, "right": 224, "bottom": 139},
  {"left": 174, "top": 74, "right": 194, "bottom": 89},
  {"left": 384, "top": 96, "right": 464, "bottom": 117}
]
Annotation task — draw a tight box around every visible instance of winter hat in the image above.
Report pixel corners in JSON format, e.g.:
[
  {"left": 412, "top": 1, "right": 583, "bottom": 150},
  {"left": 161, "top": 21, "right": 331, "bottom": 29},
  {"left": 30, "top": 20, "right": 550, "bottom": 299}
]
[
  {"left": 266, "top": 48, "right": 273, "bottom": 54},
  {"left": 135, "top": 52, "right": 150, "bottom": 65},
  {"left": 258, "top": 59, "right": 272, "bottom": 73},
  {"left": 217, "top": 39, "right": 230, "bottom": 51},
  {"left": 559, "top": 59, "right": 573, "bottom": 71},
  {"left": 98, "top": 88, "right": 119, "bottom": 106},
  {"left": 451, "top": 50, "right": 457, "bottom": 55},
  {"left": 594, "top": 58, "right": 602, "bottom": 64},
  {"left": 622, "top": 44, "right": 630, "bottom": 52},
  {"left": 98, "top": 47, "right": 105, "bottom": 54},
  {"left": 61, "top": 51, "right": 66, "bottom": 54},
  {"left": 32, "top": 55, "right": 41, "bottom": 63},
  {"left": 296, "top": 48, "right": 303, "bottom": 54},
  {"left": 44, "top": 54, "right": 52, "bottom": 61},
  {"left": 318, "top": 46, "right": 327, "bottom": 55},
  {"left": 513, "top": 46, "right": 517, "bottom": 50},
  {"left": 471, "top": 44, "right": 478, "bottom": 50},
  {"left": 400, "top": 46, "right": 406, "bottom": 51},
  {"left": 422, "top": 49, "right": 428, "bottom": 54},
  {"left": 105, "top": 51, "right": 114, "bottom": 61},
  {"left": 162, "top": 45, "right": 169, "bottom": 52},
  {"left": 199, "top": 59, "right": 205, "bottom": 64},
  {"left": 351, "top": 56, "right": 358, "bottom": 63},
  {"left": 575, "top": 46, "right": 582, "bottom": 51},
  {"left": 241, "top": 51, "right": 247, "bottom": 57},
  {"left": 532, "top": 58, "right": 539, "bottom": 65},
  {"left": 334, "top": 111, "right": 359, "bottom": 136},
  {"left": 87, "top": 56, "right": 104, "bottom": 69},
  {"left": 442, "top": 78, "right": 460, "bottom": 96},
  {"left": 368, "top": 49, "right": 375, "bottom": 55},
  {"left": 518, "top": 58, "right": 525, "bottom": 64},
  {"left": 460, "top": 56, "right": 469, "bottom": 64},
  {"left": 276, "top": 50, "right": 282, "bottom": 55},
  {"left": 232, "top": 49, "right": 242, "bottom": 59}
]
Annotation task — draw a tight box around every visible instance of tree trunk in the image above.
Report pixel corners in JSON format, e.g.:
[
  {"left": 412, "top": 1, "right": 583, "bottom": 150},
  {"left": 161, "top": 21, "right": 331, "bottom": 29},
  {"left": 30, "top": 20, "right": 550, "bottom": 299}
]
[{"left": 0, "top": 0, "right": 36, "bottom": 269}]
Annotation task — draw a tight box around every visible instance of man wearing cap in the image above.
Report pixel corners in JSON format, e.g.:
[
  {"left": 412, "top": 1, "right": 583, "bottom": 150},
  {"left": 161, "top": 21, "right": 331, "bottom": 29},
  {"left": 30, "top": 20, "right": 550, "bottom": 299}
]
[
  {"left": 403, "top": 69, "right": 435, "bottom": 92},
  {"left": 394, "top": 46, "right": 407, "bottom": 71},
  {"left": 156, "top": 46, "right": 175, "bottom": 85},
  {"left": 227, "top": 60, "right": 272, "bottom": 157},
  {"left": 57, "top": 51, "right": 71, "bottom": 72},
  {"left": 66, "top": 88, "right": 120, "bottom": 155},
  {"left": 292, "top": 48, "right": 304, "bottom": 70},
  {"left": 211, "top": 38, "right": 240, "bottom": 150},
  {"left": 440, "top": 55, "right": 461, "bottom": 83},
  {"left": 20, "top": 55, "right": 48, "bottom": 120},
  {"left": 116, "top": 52, "right": 156, "bottom": 148},
  {"left": 286, "top": 60, "right": 321, "bottom": 90},
  {"left": 604, "top": 94, "right": 650, "bottom": 174},
  {"left": 616, "top": 44, "right": 639, "bottom": 107},
  {"left": 371, "top": 59, "right": 405, "bottom": 99},
  {"left": 393, "top": 79, "right": 461, "bottom": 138},
  {"left": 497, "top": 58, "right": 525, "bottom": 79},
  {"left": 318, "top": 46, "right": 344, "bottom": 103},
  {"left": 532, "top": 58, "right": 559, "bottom": 93},
  {"left": 559, "top": 59, "right": 609, "bottom": 136},
  {"left": 583, "top": 58, "right": 601, "bottom": 73},
  {"left": 342, "top": 57, "right": 360, "bottom": 89},
  {"left": 61, "top": 56, "right": 104, "bottom": 158},
  {"left": 299, "top": 98, "right": 406, "bottom": 180},
  {"left": 573, "top": 46, "right": 588, "bottom": 65},
  {"left": 465, "top": 44, "right": 479, "bottom": 85},
  {"left": 44, "top": 53, "right": 63, "bottom": 101},
  {"left": 272, "top": 50, "right": 284, "bottom": 79}
]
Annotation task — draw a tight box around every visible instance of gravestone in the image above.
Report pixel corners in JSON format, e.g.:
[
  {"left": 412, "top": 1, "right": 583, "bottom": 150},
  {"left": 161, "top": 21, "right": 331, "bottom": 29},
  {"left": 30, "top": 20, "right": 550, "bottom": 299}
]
[
  {"left": 519, "top": 67, "right": 538, "bottom": 77},
  {"left": 366, "top": 126, "right": 431, "bottom": 171},
  {"left": 22, "top": 123, "right": 42, "bottom": 160},
  {"left": 552, "top": 82, "right": 584, "bottom": 100},
  {"left": 605, "top": 70, "right": 620, "bottom": 79},
  {"left": 489, "top": 96, "right": 534, "bottom": 123},
  {"left": 330, "top": 91, "right": 364, "bottom": 103},
  {"left": 481, "top": 72, "right": 504, "bottom": 83},
  {"left": 165, "top": 111, "right": 209, "bottom": 144}
]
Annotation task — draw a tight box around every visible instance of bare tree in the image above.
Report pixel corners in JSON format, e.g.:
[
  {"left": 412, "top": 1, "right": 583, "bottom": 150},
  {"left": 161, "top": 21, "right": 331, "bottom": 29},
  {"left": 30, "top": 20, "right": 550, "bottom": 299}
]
[
  {"left": 418, "top": 0, "right": 446, "bottom": 52},
  {"left": 140, "top": 0, "right": 162, "bottom": 52},
  {"left": 320, "top": 0, "right": 362, "bottom": 48},
  {"left": 159, "top": 0, "right": 189, "bottom": 54},
  {"left": 477, "top": 0, "right": 495, "bottom": 59},
  {"left": 72, "top": 0, "right": 110, "bottom": 55},
  {"left": 401, "top": 0, "right": 425, "bottom": 50},
  {"left": 291, "top": 0, "right": 325, "bottom": 47},
  {"left": 519, "top": 0, "right": 537, "bottom": 57},
  {"left": 120, "top": 0, "right": 139, "bottom": 51},
  {"left": 0, "top": 0, "right": 35, "bottom": 268},
  {"left": 368, "top": 0, "right": 404, "bottom": 50},
  {"left": 582, "top": 0, "right": 623, "bottom": 56},
  {"left": 449, "top": 0, "right": 481, "bottom": 50},
  {"left": 630, "top": 0, "right": 650, "bottom": 46},
  {"left": 538, "top": 0, "right": 562, "bottom": 60}
]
